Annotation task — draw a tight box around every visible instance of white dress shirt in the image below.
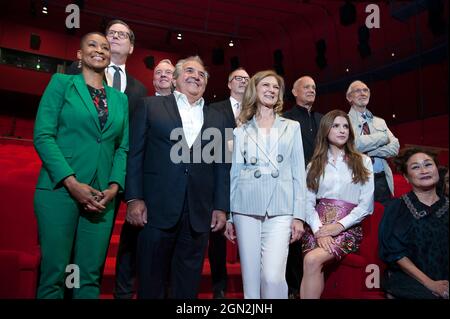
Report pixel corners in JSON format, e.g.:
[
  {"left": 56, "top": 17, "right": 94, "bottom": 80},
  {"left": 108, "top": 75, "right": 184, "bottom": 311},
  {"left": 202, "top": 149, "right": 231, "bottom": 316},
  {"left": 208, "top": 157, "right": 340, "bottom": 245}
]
[
  {"left": 229, "top": 96, "right": 241, "bottom": 119},
  {"left": 305, "top": 150, "right": 374, "bottom": 233},
  {"left": 106, "top": 63, "right": 127, "bottom": 93},
  {"left": 173, "top": 90, "right": 204, "bottom": 148}
]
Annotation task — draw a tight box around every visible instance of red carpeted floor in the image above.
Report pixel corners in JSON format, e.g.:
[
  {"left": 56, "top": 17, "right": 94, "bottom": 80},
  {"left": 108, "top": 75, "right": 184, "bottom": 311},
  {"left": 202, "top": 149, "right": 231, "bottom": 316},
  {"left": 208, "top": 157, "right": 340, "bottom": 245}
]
[{"left": 100, "top": 203, "right": 244, "bottom": 299}]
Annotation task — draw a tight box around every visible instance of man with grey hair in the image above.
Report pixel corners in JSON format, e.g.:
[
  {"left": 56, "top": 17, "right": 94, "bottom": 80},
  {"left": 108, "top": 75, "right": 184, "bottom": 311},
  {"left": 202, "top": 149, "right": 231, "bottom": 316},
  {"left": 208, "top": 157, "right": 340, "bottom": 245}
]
[
  {"left": 346, "top": 80, "right": 399, "bottom": 203},
  {"left": 125, "top": 56, "right": 229, "bottom": 298},
  {"left": 153, "top": 59, "right": 175, "bottom": 96}
]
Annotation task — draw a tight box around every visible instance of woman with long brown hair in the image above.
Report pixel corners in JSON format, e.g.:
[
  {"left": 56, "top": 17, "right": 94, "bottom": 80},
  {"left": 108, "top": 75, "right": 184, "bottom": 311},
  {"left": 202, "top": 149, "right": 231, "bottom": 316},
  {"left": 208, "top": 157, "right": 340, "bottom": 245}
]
[{"left": 300, "top": 109, "right": 374, "bottom": 299}]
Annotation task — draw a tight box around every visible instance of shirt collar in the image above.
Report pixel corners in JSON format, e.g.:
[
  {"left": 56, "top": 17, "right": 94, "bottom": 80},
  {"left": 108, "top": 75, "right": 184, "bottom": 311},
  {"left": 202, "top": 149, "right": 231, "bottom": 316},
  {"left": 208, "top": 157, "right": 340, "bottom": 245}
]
[
  {"left": 173, "top": 90, "right": 205, "bottom": 108},
  {"left": 229, "top": 96, "right": 240, "bottom": 108},
  {"left": 108, "top": 63, "right": 126, "bottom": 73},
  {"left": 327, "top": 148, "right": 345, "bottom": 164}
]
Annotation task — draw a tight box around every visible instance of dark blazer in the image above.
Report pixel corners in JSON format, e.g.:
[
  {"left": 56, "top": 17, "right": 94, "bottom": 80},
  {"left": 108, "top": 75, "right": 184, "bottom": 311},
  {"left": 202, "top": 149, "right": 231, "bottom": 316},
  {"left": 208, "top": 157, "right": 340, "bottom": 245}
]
[
  {"left": 66, "top": 61, "right": 147, "bottom": 119},
  {"left": 125, "top": 94, "right": 230, "bottom": 233},
  {"left": 283, "top": 106, "right": 323, "bottom": 164},
  {"left": 209, "top": 99, "right": 236, "bottom": 130}
]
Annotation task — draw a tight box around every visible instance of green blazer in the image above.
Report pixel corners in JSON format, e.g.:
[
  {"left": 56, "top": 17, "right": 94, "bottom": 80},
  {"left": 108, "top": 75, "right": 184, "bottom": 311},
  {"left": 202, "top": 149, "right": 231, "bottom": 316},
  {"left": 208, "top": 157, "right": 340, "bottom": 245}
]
[{"left": 34, "top": 73, "right": 129, "bottom": 191}]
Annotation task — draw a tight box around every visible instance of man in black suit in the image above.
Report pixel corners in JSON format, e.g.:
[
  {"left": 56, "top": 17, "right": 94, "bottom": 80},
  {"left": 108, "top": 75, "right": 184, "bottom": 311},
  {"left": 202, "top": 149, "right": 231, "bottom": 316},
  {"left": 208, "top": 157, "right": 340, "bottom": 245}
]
[
  {"left": 115, "top": 58, "right": 175, "bottom": 300},
  {"left": 283, "top": 75, "right": 322, "bottom": 299},
  {"left": 125, "top": 56, "right": 229, "bottom": 299},
  {"left": 208, "top": 67, "right": 249, "bottom": 299},
  {"left": 102, "top": 20, "right": 148, "bottom": 300}
]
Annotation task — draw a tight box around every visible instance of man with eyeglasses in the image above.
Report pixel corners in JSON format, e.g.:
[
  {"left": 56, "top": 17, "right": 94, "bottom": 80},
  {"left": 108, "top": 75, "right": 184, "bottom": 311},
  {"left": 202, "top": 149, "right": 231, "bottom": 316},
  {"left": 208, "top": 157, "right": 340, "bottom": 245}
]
[
  {"left": 283, "top": 75, "right": 322, "bottom": 299},
  {"left": 125, "top": 56, "right": 229, "bottom": 298},
  {"left": 208, "top": 67, "right": 250, "bottom": 299},
  {"left": 66, "top": 19, "right": 147, "bottom": 119},
  {"left": 347, "top": 80, "right": 399, "bottom": 203}
]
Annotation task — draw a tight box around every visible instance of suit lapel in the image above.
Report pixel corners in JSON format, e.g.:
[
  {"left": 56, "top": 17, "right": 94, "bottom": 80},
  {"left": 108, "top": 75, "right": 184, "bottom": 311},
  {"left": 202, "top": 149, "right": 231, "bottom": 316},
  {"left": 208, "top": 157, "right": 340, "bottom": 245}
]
[
  {"left": 165, "top": 94, "right": 183, "bottom": 129},
  {"left": 73, "top": 74, "right": 101, "bottom": 132},
  {"left": 272, "top": 115, "right": 288, "bottom": 147},
  {"left": 164, "top": 94, "right": 190, "bottom": 149},
  {"left": 224, "top": 100, "right": 236, "bottom": 128},
  {"left": 124, "top": 71, "right": 132, "bottom": 96},
  {"left": 102, "top": 84, "right": 117, "bottom": 132}
]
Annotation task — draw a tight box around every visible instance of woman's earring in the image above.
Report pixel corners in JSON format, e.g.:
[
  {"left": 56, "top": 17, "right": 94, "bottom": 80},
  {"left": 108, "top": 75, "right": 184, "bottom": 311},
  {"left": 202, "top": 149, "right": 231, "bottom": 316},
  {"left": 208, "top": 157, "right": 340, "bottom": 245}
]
[{"left": 78, "top": 60, "right": 82, "bottom": 68}]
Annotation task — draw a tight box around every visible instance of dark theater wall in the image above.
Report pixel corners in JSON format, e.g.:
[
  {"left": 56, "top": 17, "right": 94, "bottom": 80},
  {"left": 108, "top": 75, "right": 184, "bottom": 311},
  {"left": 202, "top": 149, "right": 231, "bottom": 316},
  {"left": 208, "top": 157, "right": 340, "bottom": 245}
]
[
  {"left": 0, "top": 1, "right": 448, "bottom": 149},
  {"left": 0, "top": 22, "right": 180, "bottom": 96}
]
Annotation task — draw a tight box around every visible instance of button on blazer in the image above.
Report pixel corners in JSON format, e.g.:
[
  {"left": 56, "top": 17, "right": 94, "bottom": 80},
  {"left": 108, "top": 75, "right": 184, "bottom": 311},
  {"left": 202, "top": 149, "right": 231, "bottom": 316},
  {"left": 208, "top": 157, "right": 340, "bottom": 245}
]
[{"left": 230, "top": 115, "right": 307, "bottom": 221}]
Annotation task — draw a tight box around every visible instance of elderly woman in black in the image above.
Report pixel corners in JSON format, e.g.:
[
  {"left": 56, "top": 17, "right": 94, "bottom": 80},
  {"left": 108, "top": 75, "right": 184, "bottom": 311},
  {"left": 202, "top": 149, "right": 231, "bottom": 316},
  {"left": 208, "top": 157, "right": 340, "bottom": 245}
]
[{"left": 378, "top": 147, "right": 448, "bottom": 299}]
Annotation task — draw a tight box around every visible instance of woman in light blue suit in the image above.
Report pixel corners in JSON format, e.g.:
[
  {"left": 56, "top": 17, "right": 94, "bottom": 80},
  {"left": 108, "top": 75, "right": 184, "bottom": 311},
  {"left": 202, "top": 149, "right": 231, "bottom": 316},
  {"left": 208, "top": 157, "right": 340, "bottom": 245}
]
[{"left": 224, "top": 70, "right": 307, "bottom": 299}]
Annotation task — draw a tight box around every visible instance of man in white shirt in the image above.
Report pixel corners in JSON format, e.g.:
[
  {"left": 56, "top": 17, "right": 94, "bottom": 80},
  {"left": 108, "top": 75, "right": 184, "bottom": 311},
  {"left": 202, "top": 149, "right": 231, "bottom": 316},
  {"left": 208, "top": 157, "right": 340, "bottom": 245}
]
[
  {"left": 124, "top": 56, "right": 229, "bottom": 298},
  {"left": 208, "top": 67, "right": 250, "bottom": 298},
  {"left": 346, "top": 80, "right": 400, "bottom": 203},
  {"left": 153, "top": 59, "right": 175, "bottom": 96}
]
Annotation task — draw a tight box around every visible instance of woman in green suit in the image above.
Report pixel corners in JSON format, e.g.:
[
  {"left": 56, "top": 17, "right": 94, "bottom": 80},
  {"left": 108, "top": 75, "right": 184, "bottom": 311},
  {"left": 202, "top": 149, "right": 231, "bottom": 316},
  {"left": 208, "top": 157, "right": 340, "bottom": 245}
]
[{"left": 33, "top": 32, "right": 129, "bottom": 298}]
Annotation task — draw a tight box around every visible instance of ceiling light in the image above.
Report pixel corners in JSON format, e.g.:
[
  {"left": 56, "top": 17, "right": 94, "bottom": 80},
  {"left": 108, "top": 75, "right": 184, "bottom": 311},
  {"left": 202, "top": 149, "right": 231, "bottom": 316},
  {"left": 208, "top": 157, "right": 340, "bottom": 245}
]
[
  {"left": 229, "top": 40, "right": 234, "bottom": 47},
  {"left": 176, "top": 33, "right": 182, "bottom": 40},
  {"left": 42, "top": 6, "right": 48, "bottom": 14}
]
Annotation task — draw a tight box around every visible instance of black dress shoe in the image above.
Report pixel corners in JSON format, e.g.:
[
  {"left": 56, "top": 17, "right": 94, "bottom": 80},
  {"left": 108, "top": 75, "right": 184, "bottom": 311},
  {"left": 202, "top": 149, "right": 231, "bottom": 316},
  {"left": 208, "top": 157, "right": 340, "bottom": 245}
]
[{"left": 213, "top": 290, "right": 226, "bottom": 299}]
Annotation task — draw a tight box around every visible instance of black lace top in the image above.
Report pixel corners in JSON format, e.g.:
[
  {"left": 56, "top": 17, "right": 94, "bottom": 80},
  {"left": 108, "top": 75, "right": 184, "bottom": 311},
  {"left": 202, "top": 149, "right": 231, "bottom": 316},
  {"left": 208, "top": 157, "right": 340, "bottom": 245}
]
[{"left": 378, "top": 191, "right": 449, "bottom": 298}]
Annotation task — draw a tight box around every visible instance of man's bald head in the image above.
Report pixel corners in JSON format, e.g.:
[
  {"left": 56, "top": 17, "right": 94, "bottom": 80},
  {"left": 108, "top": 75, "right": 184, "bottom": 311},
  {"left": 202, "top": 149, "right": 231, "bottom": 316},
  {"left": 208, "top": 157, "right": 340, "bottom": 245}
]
[{"left": 292, "top": 76, "right": 316, "bottom": 109}]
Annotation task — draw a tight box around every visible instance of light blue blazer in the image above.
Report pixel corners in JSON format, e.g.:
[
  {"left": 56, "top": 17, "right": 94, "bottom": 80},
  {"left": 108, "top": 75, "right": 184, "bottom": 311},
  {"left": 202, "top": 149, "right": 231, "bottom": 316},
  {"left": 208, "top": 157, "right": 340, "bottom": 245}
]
[{"left": 230, "top": 115, "right": 306, "bottom": 221}]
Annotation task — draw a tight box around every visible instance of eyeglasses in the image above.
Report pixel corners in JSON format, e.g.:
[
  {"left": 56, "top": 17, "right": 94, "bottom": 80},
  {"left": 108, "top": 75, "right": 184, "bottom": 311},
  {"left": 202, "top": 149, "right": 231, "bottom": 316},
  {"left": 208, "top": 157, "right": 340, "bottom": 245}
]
[
  {"left": 231, "top": 76, "right": 249, "bottom": 82},
  {"left": 351, "top": 88, "right": 370, "bottom": 94},
  {"left": 106, "top": 30, "right": 130, "bottom": 40}
]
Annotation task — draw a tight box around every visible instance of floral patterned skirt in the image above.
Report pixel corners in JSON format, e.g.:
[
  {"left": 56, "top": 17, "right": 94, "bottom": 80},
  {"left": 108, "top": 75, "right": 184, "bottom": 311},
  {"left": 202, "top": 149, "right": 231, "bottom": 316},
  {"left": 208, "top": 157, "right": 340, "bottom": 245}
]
[{"left": 301, "top": 198, "right": 363, "bottom": 260}]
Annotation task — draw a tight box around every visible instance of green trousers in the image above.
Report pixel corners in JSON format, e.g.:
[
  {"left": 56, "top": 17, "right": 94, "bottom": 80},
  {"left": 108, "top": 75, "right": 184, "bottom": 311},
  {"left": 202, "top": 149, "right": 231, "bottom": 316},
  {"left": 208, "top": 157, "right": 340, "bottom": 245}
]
[{"left": 34, "top": 184, "right": 115, "bottom": 299}]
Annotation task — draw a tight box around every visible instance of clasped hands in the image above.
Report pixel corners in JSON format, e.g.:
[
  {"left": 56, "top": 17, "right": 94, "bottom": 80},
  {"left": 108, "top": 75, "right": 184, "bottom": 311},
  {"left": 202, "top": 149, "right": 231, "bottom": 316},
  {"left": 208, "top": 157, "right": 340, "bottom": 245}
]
[
  {"left": 64, "top": 176, "right": 118, "bottom": 213},
  {"left": 314, "top": 223, "right": 345, "bottom": 255}
]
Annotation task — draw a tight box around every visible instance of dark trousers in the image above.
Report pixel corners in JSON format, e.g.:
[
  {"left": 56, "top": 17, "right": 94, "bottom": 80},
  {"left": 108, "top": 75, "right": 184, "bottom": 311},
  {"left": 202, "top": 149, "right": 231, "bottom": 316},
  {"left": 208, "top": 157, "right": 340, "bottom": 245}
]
[
  {"left": 374, "top": 171, "right": 392, "bottom": 204},
  {"left": 285, "top": 241, "right": 303, "bottom": 295},
  {"left": 208, "top": 230, "right": 228, "bottom": 294},
  {"left": 114, "top": 220, "right": 140, "bottom": 299},
  {"left": 137, "top": 195, "right": 209, "bottom": 299}
]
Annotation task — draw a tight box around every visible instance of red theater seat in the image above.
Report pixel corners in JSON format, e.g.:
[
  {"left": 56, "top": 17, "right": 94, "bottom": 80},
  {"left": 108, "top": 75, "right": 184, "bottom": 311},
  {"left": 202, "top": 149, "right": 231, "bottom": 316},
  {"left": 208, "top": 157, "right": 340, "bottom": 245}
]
[
  {"left": 0, "top": 144, "right": 41, "bottom": 299},
  {"left": 322, "top": 202, "right": 386, "bottom": 299},
  {"left": 393, "top": 174, "right": 412, "bottom": 198}
]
